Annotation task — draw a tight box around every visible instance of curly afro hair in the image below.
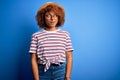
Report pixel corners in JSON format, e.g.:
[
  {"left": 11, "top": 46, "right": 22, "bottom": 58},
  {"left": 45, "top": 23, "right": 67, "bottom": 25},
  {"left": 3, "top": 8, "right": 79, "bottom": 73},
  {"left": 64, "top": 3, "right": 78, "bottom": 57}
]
[{"left": 36, "top": 2, "right": 65, "bottom": 28}]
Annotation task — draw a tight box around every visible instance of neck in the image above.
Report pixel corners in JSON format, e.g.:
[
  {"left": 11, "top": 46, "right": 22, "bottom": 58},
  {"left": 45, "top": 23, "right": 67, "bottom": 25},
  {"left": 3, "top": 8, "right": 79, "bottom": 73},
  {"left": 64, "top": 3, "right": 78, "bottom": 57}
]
[{"left": 45, "top": 27, "right": 58, "bottom": 31}]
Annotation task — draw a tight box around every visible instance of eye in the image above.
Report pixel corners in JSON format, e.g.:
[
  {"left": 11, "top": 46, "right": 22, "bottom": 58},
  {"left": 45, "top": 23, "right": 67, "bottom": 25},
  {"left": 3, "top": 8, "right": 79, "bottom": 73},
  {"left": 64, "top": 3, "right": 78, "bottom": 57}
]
[
  {"left": 45, "top": 14, "right": 51, "bottom": 18},
  {"left": 53, "top": 15, "right": 57, "bottom": 18}
]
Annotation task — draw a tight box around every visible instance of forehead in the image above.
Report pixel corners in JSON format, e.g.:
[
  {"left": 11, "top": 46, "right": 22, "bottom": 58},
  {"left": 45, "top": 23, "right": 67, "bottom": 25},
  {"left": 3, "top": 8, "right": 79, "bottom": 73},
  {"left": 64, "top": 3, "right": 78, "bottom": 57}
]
[{"left": 45, "top": 11, "right": 56, "bottom": 15}]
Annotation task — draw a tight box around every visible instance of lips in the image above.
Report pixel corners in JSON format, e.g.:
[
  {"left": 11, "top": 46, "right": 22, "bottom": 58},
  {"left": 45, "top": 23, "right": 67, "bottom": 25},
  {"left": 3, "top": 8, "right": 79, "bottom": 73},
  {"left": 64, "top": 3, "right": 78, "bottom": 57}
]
[{"left": 50, "top": 21, "right": 56, "bottom": 24}]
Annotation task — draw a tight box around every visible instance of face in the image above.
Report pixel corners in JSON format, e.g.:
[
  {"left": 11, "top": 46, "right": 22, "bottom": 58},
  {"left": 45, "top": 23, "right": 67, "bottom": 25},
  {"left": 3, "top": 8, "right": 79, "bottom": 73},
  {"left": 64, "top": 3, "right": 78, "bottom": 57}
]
[{"left": 45, "top": 11, "right": 58, "bottom": 28}]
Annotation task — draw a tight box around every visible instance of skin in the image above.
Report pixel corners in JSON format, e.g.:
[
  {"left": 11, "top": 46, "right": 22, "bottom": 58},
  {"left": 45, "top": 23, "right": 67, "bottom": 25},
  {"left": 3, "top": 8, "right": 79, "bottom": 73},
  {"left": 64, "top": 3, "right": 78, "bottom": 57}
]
[
  {"left": 31, "top": 11, "right": 73, "bottom": 80},
  {"left": 45, "top": 11, "right": 58, "bottom": 31},
  {"left": 31, "top": 53, "right": 39, "bottom": 80},
  {"left": 65, "top": 51, "right": 73, "bottom": 80}
]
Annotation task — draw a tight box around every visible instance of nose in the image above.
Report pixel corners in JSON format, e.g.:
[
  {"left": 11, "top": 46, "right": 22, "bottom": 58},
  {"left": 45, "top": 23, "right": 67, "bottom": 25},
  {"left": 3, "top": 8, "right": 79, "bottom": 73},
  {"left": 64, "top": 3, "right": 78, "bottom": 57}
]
[
  {"left": 51, "top": 16, "right": 54, "bottom": 20},
  {"left": 50, "top": 16, "right": 56, "bottom": 21},
  {"left": 51, "top": 16, "right": 55, "bottom": 20}
]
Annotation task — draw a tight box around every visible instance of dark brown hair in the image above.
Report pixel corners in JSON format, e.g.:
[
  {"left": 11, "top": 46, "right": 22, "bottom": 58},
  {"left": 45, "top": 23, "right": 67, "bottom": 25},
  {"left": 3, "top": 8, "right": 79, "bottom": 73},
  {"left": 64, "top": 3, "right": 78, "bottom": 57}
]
[{"left": 36, "top": 2, "right": 65, "bottom": 28}]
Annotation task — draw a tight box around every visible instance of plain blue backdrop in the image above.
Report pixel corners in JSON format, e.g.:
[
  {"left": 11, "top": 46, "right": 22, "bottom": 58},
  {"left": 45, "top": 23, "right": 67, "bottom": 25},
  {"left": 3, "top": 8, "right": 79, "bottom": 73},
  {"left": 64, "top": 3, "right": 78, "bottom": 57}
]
[{"left": 0, "top": 0, "right": 120, "bottom": 80}]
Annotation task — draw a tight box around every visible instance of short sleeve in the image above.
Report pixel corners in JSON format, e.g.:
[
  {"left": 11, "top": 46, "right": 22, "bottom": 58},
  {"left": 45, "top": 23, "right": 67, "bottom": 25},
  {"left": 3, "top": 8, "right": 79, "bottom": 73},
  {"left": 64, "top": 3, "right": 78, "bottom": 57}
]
[
  {"left": 29, "top": 34, "right": 38, "bottom": 54},
  {"left": 65, "top": 32, "right": 74, "bottom": 52}
]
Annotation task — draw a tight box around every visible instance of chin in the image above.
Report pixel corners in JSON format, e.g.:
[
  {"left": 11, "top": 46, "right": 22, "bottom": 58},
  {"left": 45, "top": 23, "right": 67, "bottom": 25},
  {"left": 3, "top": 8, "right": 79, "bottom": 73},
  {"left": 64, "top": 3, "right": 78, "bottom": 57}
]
[{"left": 49, "top": 25, "right": 56, "bottom": 27}]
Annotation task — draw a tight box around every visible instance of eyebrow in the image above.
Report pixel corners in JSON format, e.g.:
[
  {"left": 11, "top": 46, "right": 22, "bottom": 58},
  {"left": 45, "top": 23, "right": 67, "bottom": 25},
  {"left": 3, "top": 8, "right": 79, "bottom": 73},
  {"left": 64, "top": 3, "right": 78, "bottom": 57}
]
[{"left": 45, "top": 12, "right": 56, "bottom": 15}]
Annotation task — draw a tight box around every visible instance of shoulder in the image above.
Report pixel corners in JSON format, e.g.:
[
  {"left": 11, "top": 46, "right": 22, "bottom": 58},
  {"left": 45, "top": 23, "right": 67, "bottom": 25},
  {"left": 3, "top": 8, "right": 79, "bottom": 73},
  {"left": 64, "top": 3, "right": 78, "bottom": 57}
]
[
  {"left": 59, "top": 29, "right": 70, "bottom": 34},
  {"left": 31, "top": 29, "right": 44, "bottom": 37},
  {"left": 59, "top": 29, "right": 70, "bottom": 36}
]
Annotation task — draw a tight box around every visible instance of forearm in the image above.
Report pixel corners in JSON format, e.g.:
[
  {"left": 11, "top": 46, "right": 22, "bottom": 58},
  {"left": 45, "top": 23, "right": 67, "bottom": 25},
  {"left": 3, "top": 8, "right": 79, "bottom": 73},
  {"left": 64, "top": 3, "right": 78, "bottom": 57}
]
[
  {"left": 66, "top": 51, "right": 73, "bottom": 79},
  {"left": 66, "top": 56, "right": 72, "bottom": 77},
  {"left": 31, "top": 54, "right": 39, "bottom": 80}
]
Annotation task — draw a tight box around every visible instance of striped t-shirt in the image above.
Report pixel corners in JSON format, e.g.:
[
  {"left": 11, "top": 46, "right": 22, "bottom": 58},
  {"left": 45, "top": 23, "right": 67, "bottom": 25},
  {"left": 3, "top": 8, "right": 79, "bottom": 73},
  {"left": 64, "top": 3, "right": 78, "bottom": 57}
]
[{"left": 29, "top": 29, "right": 73, "bottom": 72}]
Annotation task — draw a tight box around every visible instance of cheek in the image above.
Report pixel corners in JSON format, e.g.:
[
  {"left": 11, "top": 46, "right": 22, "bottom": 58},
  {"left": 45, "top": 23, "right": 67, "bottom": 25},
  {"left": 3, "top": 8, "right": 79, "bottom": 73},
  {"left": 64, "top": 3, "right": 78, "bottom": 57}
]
[
  {"left": 55, "top": 17, "right": 58, "bottom": 22},
  {"left": 45, "top": 19, "right": 49, "bottom": 23}
]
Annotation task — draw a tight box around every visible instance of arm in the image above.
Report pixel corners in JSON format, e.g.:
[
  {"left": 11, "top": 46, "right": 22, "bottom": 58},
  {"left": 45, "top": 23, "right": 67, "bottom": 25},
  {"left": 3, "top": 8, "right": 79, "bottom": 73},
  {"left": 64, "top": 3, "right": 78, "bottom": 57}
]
[
  {"left": 31, "top": 53, "right": 39, "bottom": 80},
  {"left": 65, "top": 51, "right": 73, "bottom": 80}
]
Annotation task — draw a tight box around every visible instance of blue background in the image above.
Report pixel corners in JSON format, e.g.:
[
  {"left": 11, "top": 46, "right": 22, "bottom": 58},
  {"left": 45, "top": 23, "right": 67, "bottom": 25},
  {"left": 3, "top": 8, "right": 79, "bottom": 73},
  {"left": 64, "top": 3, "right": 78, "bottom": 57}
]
[{"left": 0, "top": 0, "right": 120, "bottom": 80}]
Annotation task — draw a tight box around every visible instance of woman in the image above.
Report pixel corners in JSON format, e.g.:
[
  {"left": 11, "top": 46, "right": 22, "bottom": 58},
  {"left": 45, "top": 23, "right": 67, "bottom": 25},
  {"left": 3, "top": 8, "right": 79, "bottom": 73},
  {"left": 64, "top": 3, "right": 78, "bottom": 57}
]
[{"left": 29, "top": 2, "right": 74, "bottom": 80}]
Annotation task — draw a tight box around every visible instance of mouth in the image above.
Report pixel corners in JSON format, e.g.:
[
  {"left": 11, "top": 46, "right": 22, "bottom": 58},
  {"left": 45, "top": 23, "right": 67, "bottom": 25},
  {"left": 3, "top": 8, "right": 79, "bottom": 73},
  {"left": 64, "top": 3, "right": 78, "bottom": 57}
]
[{"left": 50, "top": 21, "right": 56, "bottom": 24}]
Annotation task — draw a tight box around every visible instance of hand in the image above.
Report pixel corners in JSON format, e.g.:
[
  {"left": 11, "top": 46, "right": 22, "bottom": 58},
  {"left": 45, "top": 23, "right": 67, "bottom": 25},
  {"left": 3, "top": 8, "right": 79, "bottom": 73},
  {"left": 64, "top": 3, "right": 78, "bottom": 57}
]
[{"left": 65, "top": 77, "right": 71, "bottom": 80}]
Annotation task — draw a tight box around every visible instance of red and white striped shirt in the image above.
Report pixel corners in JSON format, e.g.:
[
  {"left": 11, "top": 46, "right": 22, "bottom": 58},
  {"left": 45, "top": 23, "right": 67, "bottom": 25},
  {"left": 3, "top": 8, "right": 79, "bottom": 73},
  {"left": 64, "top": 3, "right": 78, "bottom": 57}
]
[{"left": 29, "top": 29, "right": 73, "bottom": 72}]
